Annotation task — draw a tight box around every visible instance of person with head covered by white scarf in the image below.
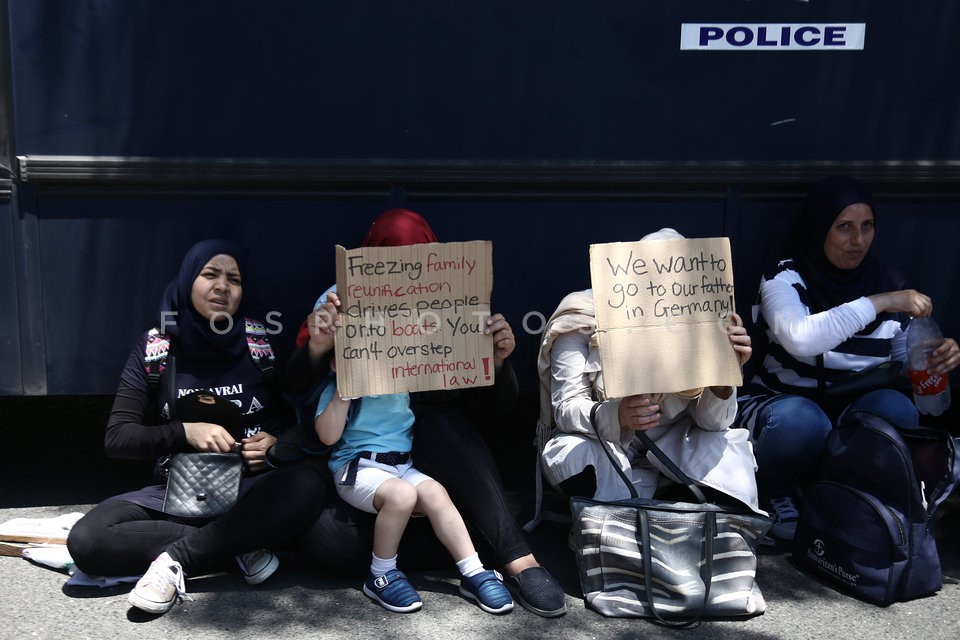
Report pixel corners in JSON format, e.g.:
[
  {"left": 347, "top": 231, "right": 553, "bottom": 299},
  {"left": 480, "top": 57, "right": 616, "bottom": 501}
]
[{"left": 537, "top": 228, "right": 763, "bottom": 514}]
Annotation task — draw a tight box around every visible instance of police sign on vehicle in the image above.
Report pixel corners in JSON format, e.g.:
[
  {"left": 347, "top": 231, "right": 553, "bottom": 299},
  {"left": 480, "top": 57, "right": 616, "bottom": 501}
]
[{"left": 680, "top": 23, "right": 866, "bottom": 51}]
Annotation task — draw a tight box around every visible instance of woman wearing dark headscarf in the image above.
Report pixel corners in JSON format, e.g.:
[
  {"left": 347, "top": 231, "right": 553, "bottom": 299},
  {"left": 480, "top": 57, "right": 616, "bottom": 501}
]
[
  {"left": 285, "top": 208, "right": 567, "bottom": 618},
  {"left": 67, "top": 239, "right": 327, "bottom": 615},
  {"left": 736, "top": 176, "right": 960, "bottom": 541}
]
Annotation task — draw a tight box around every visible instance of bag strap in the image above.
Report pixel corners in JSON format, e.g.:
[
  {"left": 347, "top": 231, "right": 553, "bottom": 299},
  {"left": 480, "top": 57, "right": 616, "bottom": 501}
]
[
  {"left": 588, "top": 403, "right": 640, "bottom": 499},
  {"left": 635, "top": 430, "right": 708, "bottom": 503},
  {"left": 588, "top": 403, "right": 707, "bottom": 503},
  {"left": 816, "top": 353, "right": 826, "bottom": 403},
  {"left": 630, "top": 411, "right": 714, "bottom": 623},
  {"left": 587, "top": 403, "right": 715, "bottom": 626},
  {"left": 242, "top": 317, "right": 276, "bottom": 380},
  {"left": 146, "top": 317, "right": 276, "bottom": 389},
  {"left": 166, "top": 349, "right": 178, "bottom": 420},
  {"left": 144, "top": 328, "right": 171, "bottom": 388},
  {"left": 639, "top": 509, "right": 715, "bottom": 628},
  {"left": 152, "top": 350, "right": 180, "bottom": 479}
]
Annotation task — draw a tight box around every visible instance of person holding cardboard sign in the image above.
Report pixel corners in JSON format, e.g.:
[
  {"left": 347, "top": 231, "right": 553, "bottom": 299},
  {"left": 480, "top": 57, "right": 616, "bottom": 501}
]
[
  {"left": 735, "top": 176, "right": 960, "bottom": 541},
  {"left": 537, "top": 229, "right": 763, "bottom": 513},
  {"left": 287, "top": 208, "right": 566, "bottom": 618}
]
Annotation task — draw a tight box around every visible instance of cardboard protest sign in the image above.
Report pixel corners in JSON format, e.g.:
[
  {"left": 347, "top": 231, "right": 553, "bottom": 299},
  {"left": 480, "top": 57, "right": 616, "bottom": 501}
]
[
  {"left": 589, "top": 236, "right": 742, "bottom": 398},
  {"left": 334, "top": 241, "right": 494, "bottom": 397}
]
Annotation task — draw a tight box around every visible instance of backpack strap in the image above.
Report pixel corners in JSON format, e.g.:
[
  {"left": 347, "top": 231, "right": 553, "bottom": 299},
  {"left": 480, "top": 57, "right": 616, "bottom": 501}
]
[
  {"left": 144, "top": 328, "right": 172, "bottom": 389},
  {"left": 144, "top": 318, "right": 276, "bottom": 388},
  {"left": 243, "top": 317, "right": 276, "bottom": 381}
]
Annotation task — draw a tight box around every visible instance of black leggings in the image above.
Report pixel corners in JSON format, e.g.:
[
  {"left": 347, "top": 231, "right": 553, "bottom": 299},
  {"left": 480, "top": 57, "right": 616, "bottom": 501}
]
[
  {"left": 67, "top": 461, "right": 329, "bottom": 577},
  {"left": 299, "top": 405, "right": 532, "bottom": 574}
]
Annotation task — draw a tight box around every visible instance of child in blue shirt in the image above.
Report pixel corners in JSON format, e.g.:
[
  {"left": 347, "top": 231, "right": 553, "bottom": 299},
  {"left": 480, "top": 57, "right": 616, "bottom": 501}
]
[{"left": 314, "top": 306, "right": 513, "bottom": 615}]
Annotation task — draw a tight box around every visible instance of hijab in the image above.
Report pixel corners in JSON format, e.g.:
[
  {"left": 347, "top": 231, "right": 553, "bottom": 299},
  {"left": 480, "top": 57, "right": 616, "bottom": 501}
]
[
  {"left": 157, "top": 239, "right": 247, "bottom": 361},
  {"left": 792, "top": 175, "right": 904, "bottom": 313},
  {"left": 362, "top": 208, "right": 438, "bottom": 247},
  {"left": 641, "top": 227, "right": 684, "bottom": 243},
  {"left": 295, "top": 209, "right": 437, "bottom": 348}
]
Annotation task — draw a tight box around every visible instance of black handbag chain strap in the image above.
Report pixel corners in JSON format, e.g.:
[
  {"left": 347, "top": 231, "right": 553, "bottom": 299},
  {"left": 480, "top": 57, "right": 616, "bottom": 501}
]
[
  {"left": 587, "top": 401, "right": 715, "bottom": 628},
  {"left": 167, "top": 348, "right": 178, "bottom": 420},
  {"left": 154, "top": 349, "right": 180, "bottom": 478}
]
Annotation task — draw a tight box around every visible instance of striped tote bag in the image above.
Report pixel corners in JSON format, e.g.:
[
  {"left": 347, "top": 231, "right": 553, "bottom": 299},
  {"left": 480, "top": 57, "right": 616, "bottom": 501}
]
[{"left": 571, "top": 410, "right": 772, "bottom": 624}]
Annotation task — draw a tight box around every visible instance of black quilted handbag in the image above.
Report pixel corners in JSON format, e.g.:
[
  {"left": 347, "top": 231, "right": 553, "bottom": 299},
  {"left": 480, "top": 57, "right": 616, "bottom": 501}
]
[
  {"left": 158, "top": 352, "right": 244, "bottom": 519},
  {"left": 162, "top": 452, "right": 243, "bottom": 519}
]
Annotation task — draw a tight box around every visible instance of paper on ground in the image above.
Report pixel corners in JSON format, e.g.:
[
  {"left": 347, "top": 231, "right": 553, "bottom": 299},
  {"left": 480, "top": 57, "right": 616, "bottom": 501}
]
[{"left": 0, "top": 512, "right": 84, "bottom": 544}]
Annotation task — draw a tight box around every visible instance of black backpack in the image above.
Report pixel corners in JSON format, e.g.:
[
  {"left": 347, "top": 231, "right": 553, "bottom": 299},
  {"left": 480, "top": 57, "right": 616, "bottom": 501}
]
[{"left": 792, "top": 410, "right": 960, "bottom": 605}]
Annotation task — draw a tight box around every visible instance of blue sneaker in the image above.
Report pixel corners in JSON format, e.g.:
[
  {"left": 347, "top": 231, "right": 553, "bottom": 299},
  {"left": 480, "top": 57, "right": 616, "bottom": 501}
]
[
  {"left": 459, "top": 570, "right": 514, "bottom": 614},
  {"left": 362, "top": 570, "right": 422, "bottom": 613}
]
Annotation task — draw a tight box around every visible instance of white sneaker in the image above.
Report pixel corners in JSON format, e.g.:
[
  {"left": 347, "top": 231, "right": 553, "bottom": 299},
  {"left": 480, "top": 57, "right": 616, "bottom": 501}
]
[
  {"left": 129, "top": 552, "right": 189, "bottom": 614},
  {"left": 237, "top": 549, "right": 279, "bottom": 585},
  {"left": 768, "top": 497, "right": 799, "bottom": 541}
]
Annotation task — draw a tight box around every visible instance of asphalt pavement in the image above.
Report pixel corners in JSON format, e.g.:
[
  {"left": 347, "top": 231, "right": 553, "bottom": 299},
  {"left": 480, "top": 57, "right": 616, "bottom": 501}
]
[{"left": 1, "top": 396, "right": 959, "bottom": 640}]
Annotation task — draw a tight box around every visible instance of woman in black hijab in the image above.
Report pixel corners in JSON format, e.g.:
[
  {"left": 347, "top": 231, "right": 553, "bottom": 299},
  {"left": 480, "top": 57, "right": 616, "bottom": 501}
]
[
  {"left": 67, "top": 239, "right": 327, "bottom": 615},
  {"left": 735, "top": 176, "right": 959, "bottom": 541},
  {"left": 157, "top": 239, "right": 249, "bottom": 360}
]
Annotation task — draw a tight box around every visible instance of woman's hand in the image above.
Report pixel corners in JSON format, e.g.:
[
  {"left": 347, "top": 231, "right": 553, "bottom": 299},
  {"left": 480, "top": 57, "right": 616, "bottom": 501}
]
[
  {"left": 183, "top": 422, "right": 237, "bottom": 453},
  {"left": 707, "top": 313, "right": 751, "bottom": 400},
  {"left": 307, "top": 291, "right": 342, "bottom": 358},
  {"left": 928, "top": 337, "right": 960, "bottom": 375},
  {"left": 726, "top": 312, "right": 752, "bottom": 366},
  {"left": 618, "top": 395, "right": 660, "bottom": 431},
  {"left": 869, "top": 290, "right": 932, "bottom": 317},
  {"left": 485, "top": 313, "right": 515, "bottom": 367},
  {"left": 241, "top": 431, "right": 277, "bottom": 472}
]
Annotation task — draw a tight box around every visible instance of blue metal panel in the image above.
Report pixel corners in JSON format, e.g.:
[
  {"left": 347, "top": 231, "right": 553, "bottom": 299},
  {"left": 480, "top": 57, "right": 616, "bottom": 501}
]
[
  {"left": 10, "top": 183, "right": 45, "bottom": 394},
  {"left": 8, "top": 1, "right": 960, "bottom": 162},
  {"left": 31, "top": 194, "right": 723, "bottom": 394},
  {"left": 5, "top": 1, "right": 960, "bottom": 398},
  {"left": 869, "top": 202, "right": 960, "bottom": 338},
  {"left": 0, "top": 186, "right": 21, "bottom": 393},
  {"left": 33, "top": 195, "right": 350, "bottom": 395}
]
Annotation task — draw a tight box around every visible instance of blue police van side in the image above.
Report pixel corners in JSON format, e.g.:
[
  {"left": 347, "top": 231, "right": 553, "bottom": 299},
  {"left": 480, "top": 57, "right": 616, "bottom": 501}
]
[{"left": 2, "top": 0, "right": 960, "bottom": 396}]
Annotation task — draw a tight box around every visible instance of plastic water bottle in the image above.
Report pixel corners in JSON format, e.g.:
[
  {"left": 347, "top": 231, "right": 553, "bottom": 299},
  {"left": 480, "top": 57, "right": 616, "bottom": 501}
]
[{"left": 906, "top": 316, "right": 951, "bottom": 416}]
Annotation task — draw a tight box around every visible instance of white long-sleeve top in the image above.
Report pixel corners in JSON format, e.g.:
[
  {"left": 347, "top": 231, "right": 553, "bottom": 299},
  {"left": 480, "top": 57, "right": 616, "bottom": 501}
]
[
  {"left": 538, "top": 299, "right": 760, "bottom": 512},
  {"left": 747, "top": 261, "right": 907, "bottom": 395},
  {"left": 550, "top": 331, "right": 736, "bottom": 450}
]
